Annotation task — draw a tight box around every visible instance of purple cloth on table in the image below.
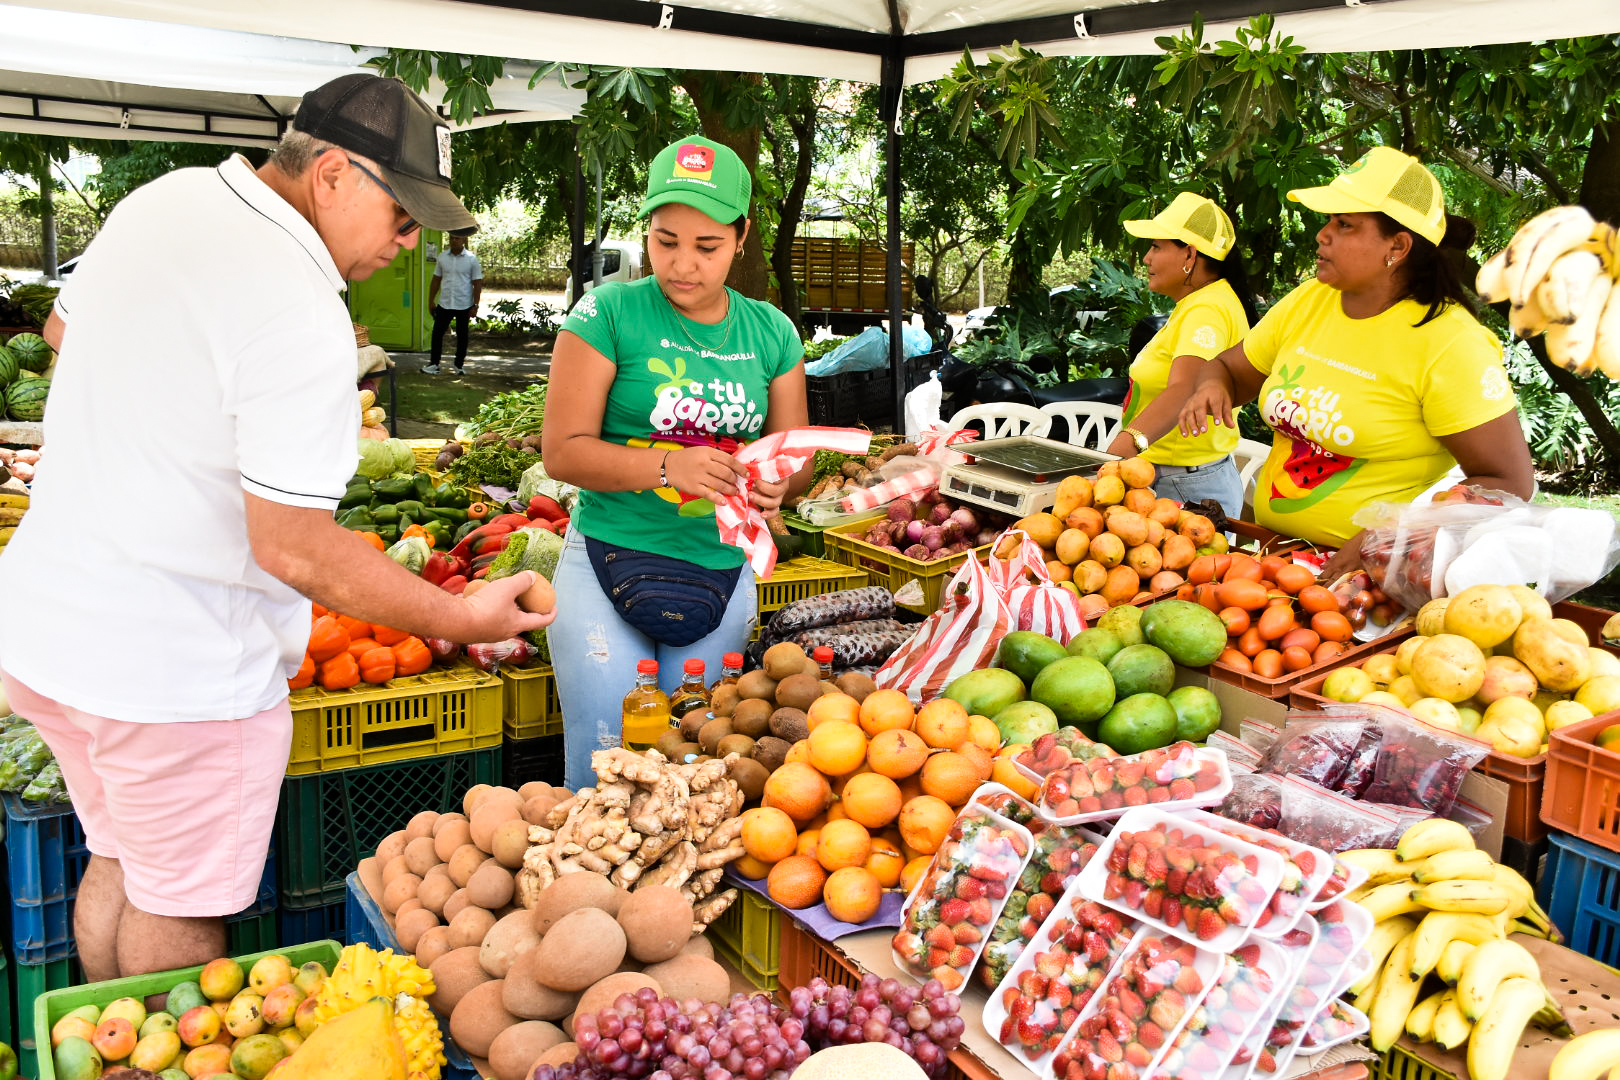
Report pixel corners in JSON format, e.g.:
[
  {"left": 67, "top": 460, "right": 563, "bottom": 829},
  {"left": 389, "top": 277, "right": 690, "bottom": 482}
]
[{"left": 728, "top": 871, "right": 906, "bottom": 940}]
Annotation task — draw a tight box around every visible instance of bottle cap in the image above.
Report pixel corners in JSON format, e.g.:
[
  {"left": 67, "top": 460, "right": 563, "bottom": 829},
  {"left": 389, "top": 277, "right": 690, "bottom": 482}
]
[
  {"left": 813, "top": 646, "right": 834, "bottom": 662},
  {"left": 684, "top": 659, "right": 706, "bottom": 675},
  {"left": 637, "top": 659, "right": 659, "bottom": 674},
  {"left": 723, "top": 652, "right": 744, "bottom": 668}
]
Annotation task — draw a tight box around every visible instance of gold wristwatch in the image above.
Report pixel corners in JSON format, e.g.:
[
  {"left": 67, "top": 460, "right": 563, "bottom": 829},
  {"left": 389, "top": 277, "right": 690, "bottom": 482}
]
[{"left": 1123, "top": 427, "right": 1150, "bottom": 454}]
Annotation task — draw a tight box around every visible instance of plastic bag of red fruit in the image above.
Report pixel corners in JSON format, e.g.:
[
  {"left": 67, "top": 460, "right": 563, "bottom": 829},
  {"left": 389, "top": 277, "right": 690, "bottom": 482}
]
[{"left": 1032, "top": 739, "right": 1233, "bottom": 826}]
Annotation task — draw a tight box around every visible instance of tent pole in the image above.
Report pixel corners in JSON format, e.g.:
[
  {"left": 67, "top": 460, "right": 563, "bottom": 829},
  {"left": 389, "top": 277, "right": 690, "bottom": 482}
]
[
  {"left": 881, "top": 47, "right": 905, "bottom": 432},
  {"left": 570, "top": 133, "right": 587, "bottom": 308}
]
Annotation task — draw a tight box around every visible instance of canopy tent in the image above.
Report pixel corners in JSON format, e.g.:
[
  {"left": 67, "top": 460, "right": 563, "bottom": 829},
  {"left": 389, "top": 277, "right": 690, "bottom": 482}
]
[{"left": 0, "top": 4, "right": 584, "bottom": 146}]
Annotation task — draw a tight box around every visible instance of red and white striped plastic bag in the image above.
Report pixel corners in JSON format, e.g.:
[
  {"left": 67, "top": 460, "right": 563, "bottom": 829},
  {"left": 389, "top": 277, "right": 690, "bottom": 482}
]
[
  {"left": 986, "top": 528, "right": 1088, "bottom": 641},
  {"left": 873, "top": 555, "right": 1009, "bottom": 704}
]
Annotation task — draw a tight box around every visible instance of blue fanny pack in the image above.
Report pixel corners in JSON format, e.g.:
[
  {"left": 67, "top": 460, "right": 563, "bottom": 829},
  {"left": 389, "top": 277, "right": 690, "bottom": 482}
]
[{"left": 583, "top": 536, "right": 745, "bottom": 646}]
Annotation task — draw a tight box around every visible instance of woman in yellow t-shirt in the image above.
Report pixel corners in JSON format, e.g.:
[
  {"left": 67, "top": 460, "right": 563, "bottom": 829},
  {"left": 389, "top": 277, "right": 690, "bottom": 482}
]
[
  {"left": 1177, "top": 147, "right": 1533, "bottom": 569},
  {"left": 1108, "top": 192, "right": 1257, "bottom": 519}
]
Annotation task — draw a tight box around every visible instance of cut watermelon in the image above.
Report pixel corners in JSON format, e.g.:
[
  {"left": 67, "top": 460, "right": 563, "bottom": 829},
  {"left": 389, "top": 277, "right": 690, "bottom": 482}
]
[
  {"left": 5, "top": 375, "right": 48, "bottom": 421},
  {"left": 4, "top": 332, "right": 51, "bottom": 373}
]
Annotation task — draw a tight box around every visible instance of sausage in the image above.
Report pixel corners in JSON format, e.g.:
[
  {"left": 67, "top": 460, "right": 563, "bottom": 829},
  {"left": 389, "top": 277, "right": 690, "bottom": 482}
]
[{"left": 765, "top": 585, "right": 896, "bottom": 636}]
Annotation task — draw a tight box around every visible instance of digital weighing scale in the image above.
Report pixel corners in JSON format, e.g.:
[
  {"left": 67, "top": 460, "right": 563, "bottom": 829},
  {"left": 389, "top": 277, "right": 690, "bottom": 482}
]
[{"left": 939, "top": 436, "right": 1118, "bottom": 516}]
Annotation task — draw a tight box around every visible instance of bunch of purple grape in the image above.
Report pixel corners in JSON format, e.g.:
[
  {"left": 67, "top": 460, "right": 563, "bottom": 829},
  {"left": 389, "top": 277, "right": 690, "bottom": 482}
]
[
  {"left": 784, "top": 973, "right": 966, "bottom": 1078},
  {"left": 528, "top": 987, "right": 812, "bottom": 1080}
]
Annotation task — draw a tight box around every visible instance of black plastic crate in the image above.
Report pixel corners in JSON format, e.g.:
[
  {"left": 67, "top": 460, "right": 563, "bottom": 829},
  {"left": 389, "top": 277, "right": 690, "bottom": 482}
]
[
  {"left": 502, "top": 734, "right": 565, "bottom": 789},
  {"left": 275, "top": 746, "right": 501, "bottom": 908},
  {"left": 278, "top": 899, "right": 347, "bottom": 948},
  {"left": 806, "top": 352, "right": 937, "bottom": 429}
]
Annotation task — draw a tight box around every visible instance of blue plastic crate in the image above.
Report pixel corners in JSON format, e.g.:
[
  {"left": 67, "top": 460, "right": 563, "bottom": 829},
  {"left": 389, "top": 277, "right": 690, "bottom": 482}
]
[
  {"left": 344, "top": 872, "right": 479, "bottom": 1077},
  {"left": 3, "top": 794, "right": 277, "bottom": 964},
  {"left": 278, "top": 899, "right": 348, "bottom": 948},
  {"left": 1541, "top": 831, "right": 1620, "bottom": 967}
]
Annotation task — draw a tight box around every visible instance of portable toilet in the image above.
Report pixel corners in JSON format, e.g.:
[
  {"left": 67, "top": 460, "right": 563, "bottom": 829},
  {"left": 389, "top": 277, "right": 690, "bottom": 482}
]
[{"left": 348, "top": 229, "right": 443, "bottom": 351}]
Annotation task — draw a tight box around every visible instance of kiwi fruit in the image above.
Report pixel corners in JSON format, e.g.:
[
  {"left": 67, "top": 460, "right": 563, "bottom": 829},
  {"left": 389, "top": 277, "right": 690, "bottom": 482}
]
[
  {"left": 752, "top": 736, "right": 793, "bottom": 772},
  {"left": 820, "top": 681, "right": 842, "bottom": 696},
  {"left": 709, "top": 683, "right": 741, "bottom": 718},
  {"left": 768, "top": 707, "right": 809, "bottom": 743},
  {"left": 762, "top": 642, "right": 808, "bottom": 681},
  {"left": 735, "top": 669, "right": 778, "bottom": 702},
  {"left": 729, "top": 697, "right": 773, "bottom": 739},
  {"left": 655, "top": 730, "right": 688, "bottom": 759},
  {"left": 835, "top": 671, "right": 879, "bottom": 701},
  {"left": 774, "top": 673, "right": 822, "bottom": 712},
  {"left": 678, "top": 708, "right": 709, "bottom": 742},
  {"left": 730, "top": 757, "right": 769, "bottom": 801},
  {"left": 799, "top": 655, "right": 823, "bottom": 679},
  {"left": 715, "top": 733, "right": 757, "bottom": 760},
  {"left": 697, "top": 716, "right": 733, "bottom": 755},
  {"left": 672, "top": 741, "right": 703, "bottom": 763}
]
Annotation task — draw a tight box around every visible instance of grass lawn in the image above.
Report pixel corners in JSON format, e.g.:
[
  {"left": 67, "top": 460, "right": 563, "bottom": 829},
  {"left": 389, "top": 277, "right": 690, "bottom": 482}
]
[{"left": 391, "top": 333, "right": 551, "bottom": 435}]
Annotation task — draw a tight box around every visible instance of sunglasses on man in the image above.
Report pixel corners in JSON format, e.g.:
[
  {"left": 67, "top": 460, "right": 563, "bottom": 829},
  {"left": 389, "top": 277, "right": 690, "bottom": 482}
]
[{"left": 346, "top": 158, "right": 421, "bottom": 237}]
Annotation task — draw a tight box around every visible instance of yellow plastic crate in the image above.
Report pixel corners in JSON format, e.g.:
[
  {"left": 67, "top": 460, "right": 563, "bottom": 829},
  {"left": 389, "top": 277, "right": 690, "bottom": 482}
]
[
  {"left": 756, "top": 556, "right": 869, "bottom": 618},
  {"left": 708, "top": 887, "right": 781, "bottom": 990},
  {"left": 823, "top": 515, "right": 992, "bottom": 615},
  {"left": 501, "top": 663, "right": 562, "bottom": 740},
  {"left": 406, "top": 438, "right": 452, "bottom": 471},
  {"left": 287, "top": 663, "right": 502, "bottom": 775}
]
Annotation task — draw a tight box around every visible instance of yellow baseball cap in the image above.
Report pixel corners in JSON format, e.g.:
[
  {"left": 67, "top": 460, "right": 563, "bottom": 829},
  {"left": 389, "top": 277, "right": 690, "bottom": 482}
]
[
  {"left": 1123, "top": 192, "right": 1236, "bottom": 261},
  {"left": 1287, "top": 146, "right": 1446, "bottom": 245}
]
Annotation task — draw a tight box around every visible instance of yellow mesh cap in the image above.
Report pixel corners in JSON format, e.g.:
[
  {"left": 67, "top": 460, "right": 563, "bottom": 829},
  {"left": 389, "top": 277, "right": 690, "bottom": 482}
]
[
  {"left": 1123, "top": 192, "right": 1236, "bottom": 260},
  {"left": 1287, "top": 146, "right": 1446, "bottom": 244}
]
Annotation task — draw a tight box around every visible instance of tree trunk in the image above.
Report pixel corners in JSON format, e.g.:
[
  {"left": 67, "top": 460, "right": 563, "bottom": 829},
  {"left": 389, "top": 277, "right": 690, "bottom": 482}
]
[
  {"left": 37, "top": 161, "right": 57, "bottom": 279},
  {"left": 1534, "top": 341, "right": 1620, "bottom": 488},
  {"left": 767, "top": 100, "right": 817, "bottom": 337},
  {"left": 682, "top": 75, "right": 769, "bottom": 301},
  {"left": 1580, "top": 115, "right": 1620, "bottom": 226}
]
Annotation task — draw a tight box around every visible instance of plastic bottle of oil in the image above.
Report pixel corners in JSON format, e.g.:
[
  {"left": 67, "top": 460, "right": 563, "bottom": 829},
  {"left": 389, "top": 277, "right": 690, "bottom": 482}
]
[
  {"left": 711, "top": 652, "right": 744, "bottom": 693},
  {"left": 622, "top": 659, "right": 672, "bottom": 752},
  {"left": 669, "top": 659, "right": 711, "bottom": 723}
]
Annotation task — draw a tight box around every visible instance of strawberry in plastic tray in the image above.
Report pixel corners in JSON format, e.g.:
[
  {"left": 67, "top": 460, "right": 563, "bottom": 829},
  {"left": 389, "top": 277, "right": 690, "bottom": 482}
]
[
  {"left": 1199, "top": 811, "right": 1333, "bottom": 937},
  {"left": 1225, "top": 918, "right": 1318, "bottom": 1078},
  {"left": 1015, "top": 728, "right": 1119, "bottom": 784},
  {"left": 1245, "top": 899, "right": 1373, "bottom": 1078},
  {"left": 971, "top": 786, "right": 1106, "bottom": 990},
  {"left": 1038, "top": 741, "right": 1233, "bottom": 825},
  {"left": 1298, "top": 999, "right": 1370, "bottom": 1052},
  {"left": 1077, "top": 807, "right": 1285, "bottom": 951},
  {"left": 1157, "top": 938, "right": 1290, "bottom": 1080},
  {"left": 1306, "top": 855, "right": 1367, "bottom": 910},
  {"left": 982, "top": 889, "right": 1137, "bottom": 1067},
  {"left": 1049, "top": 928, "right": 1223, "bottom": 1080},
  {"left": 891, "top": 804, "right": 1032, "bottom": 991}
]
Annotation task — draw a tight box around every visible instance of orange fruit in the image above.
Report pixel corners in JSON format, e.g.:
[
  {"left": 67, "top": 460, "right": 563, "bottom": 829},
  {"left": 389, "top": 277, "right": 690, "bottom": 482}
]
[
  {"left": 796, "top": 829, "right": 821, "bottom": 860},
  {"left": 807, "top": 693, "right": 861, "bottom": 731},
  {"left": 896, "top": 774, "right": 925, "bottom": 805},
  {"left": 785, "top": 741, "right": 813, "bottom": 766},
  {"left": 808, "top": 720, "right": 867, "bottom": 776},
  {"left": 901, "top": 855, "right": 932, "bottom": 894},
  {"left": 858, "top": 689, "right": 916, "bottom": 737},
  {"left": 762, "top": 762, "right": 832, "bottom": 825},
  {"left": 864, "top": 838, "right": 905, "bottom": 888},
  {"left": 915, "top": 698, "right": 971, "bottom": 750},
  {"left": 899, "top": 795, "right": 956, "bottom": 855},
  {"left": 867, "top": 728, "right": 930, "bottom": 779},
  {"left": 823, "top": 866, "right": 883, "bottom": 924},
  {"left": 816, "top": 818, "right": 873, "bottom": 872},
  {"left": 967, "top": 714, "right": 1003, "bottom": 753},
  {"left": 825, "top": 801, "right": 849, "bottom": 822},
  {"left": 767, "top": 855, "right": 828, "bottom": 909},
  {"left": 992, "top": 745, "right": 1040, "bottom": 799},
  {"left": 920, "top": 751, "right": 986, "bottom": 806},
  {"left": 955, "top": 741, "right": 994, "bottom": 781},
  {"left": 731, "top": 853, "right": 774, "bottom": 880},
  {"left": 740, "top": 806, "right": 799, "bottom": 863},
  {"left": 840, "top": 772, "right": 903, "bottom": 830}
]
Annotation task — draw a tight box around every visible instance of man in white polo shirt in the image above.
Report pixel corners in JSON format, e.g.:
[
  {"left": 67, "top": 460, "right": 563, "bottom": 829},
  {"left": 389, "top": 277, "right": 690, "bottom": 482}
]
[
  {"left": 0, "top": 74, "right": 554, "bottom": 981},
  {"left": 426, "top": 231, "right": 483, "bottom": 375}
]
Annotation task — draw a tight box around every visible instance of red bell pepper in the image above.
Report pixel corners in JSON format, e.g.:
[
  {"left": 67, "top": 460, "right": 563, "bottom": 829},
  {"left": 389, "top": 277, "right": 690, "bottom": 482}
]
[
  {"left": 488, "top": 513, "right": 530, "bottom": 532},
  {"left": 527, "top": 495, "right": 566, "bottom": 521},
  {"left": 421, "top": 552, "right": 455, "bottom": 587},
  {"left": 440, "top": 574, "right": 468, "bottom": 595},
  {"left": 471, "top": 531, "right": 514, "bottom": 557},
  {"left": 527, "top": 519, "right": 558, "bottom": 534}
]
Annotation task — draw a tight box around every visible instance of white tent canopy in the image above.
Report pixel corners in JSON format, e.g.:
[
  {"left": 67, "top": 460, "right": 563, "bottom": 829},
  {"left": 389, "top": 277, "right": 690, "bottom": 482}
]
[
  {"left": 0, "top": 4, "right": 585, "bottom": 145},
  {"left": 8, "top": 0, "right": 1620, "bottom": 87}
]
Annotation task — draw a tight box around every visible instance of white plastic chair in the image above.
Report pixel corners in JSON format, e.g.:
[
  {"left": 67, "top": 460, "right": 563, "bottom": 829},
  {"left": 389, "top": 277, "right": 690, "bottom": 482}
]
[
  {"left": 1038, "top": 401, "right": 1124, "bottom": 452},
  {"left": 946, "top": 402, "right": 1052, "bottom": 441},
  {"left": 1233, "top": 437, "right": 1272, "bottom": 510}
]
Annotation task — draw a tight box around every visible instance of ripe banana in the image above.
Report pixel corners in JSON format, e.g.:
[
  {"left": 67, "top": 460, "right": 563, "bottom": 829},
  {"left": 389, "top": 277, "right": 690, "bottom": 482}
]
[
  {"left": 1431, "top": 989, "right": 1473, "bottom": 1050},
  {"left": 1487, "top": 864, "right": 1539, "bottom": 922},
  {"left": 1555, "top": 272, "right": 1614, "bottom": 375},
  {"left": 1409, "top": 880, "right": 1514, "bottom": 916},
  {"left": 1396, "top": 819, "right": 1476, "bottom": 863},
  {"left": 1512, "top": 288, "right": 1552, "bottom": 338},
  {"left": 1405, "top": 989, "right": 1445, "bottom": 1042},
  {"left": 1593, "top": 289, "right": 1620, "bottom": 380},
  {"left": 1360, "top": 880, "right": 1428, "bottom": 922},
  {"left": 1338, "top": 847, "right": 1410, "bottom": 887},
  {"left": 1549, "top": 1028, "right": 1620, "bottom": 1080},
  {"left": 1538, "top": 250, "right": 1606, "bottom": 324},
  {"left": 1457, "top": 938, "right": 1542, "bottom": 1021},
  {"left": 1436, "top": 939, "right": 1478, "bottom": 985},
  {"left": 0, "top": 492, "right": 29, "bottom": 509},
  {"left": 1476, "top": 246, "right": 1512, "bottom": 304},
  {"left": 1412, "top": 849, "right": 1498, "bottom": 884},
  {"left": 1511, "top": 205, "right": 1599, "bottom": 307},
  {"left": 1468, "top": 977, "right": 1550, "bottom": 1080},
  {"left": 1370, "top": 932, "right": 1427, "bottom": 1052},
  {"left": 1353, "top": 915, "right": 1420, "bottom": 996},
  {"left": 0, "top": 507, "right": 24, "bottom": 527},
  {"left": 1409, "top": 911, "right": 1506, "bottom": 977}
]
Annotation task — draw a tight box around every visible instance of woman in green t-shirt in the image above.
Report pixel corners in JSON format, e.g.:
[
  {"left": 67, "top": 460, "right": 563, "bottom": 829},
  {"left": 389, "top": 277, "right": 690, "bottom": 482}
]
[
  {"left": 1107, "top": 192, "right": 1258, "bottom": 520},
  {"left": 542, "top": 136, "right": 809, "bottom": 789}
]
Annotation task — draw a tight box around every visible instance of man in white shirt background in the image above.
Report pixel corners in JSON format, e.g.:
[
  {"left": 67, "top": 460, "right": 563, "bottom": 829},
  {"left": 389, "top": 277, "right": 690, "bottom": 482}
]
[{"left": 426, "top": 232, "right": 483, "bottom": 374}]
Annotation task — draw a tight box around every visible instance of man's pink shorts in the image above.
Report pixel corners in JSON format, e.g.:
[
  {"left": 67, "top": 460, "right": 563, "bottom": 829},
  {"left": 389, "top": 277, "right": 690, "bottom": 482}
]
[{"left": 0, "top": 670, "right": 291, "bottom": 918}]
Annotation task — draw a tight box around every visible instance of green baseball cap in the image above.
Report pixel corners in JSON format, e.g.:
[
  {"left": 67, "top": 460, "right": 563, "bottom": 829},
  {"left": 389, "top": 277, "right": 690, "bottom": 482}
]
[{"left": 639, "top": 136, "right": 751, "bottom": 224}]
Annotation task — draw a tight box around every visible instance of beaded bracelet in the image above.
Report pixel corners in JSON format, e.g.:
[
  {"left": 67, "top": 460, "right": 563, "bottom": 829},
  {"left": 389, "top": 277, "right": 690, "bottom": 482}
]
[{"left": 659, "top": 450, "right": 672, "bottom": 488}]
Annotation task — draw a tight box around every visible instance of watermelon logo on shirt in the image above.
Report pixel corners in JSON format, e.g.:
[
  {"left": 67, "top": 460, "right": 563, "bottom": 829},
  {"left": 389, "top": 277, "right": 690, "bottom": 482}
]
[{"left": 1262, "top": 363, "right": 1367, "bottom": 512}]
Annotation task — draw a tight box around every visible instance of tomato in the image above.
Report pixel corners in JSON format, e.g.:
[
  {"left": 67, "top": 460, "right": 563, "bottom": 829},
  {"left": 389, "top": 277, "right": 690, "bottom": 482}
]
[
  {"left": 1212, "top": 553, "right": 1233, "bottom": 579},
  {"left": 1281, "top": 627, "right": 1322, "bottom": 654},
  {"left": 1219, "top": 648, "right": 1252, "bottom": 672},
  {"left": 1253, "top": 649, "right": 1285, "bottom": 679},
  {"left": 1194, "top": 582, "right": 1223, "bottom": 613},
  {"left": 1187, "top": 555, "right": 1217, "bottom": 585},
  {"left": 1237, "top": 626, "right": 1267, "bottom": 657},
  {"left": 1311, "top": 610, "right": 1354, "bottom": 643},
  {"left": 1297, "top": 585, "right": 1339, "bottom": 615},
  {"left": 1174, "top": 582, "right": 1196, "bottom": 602},
  {"left": 1275, "top": 563, "right": 1316, "bottom": 595},
  {"left": 1260, "top": 554, "right": 1290, "bottom": 581},
  {"left": 1224, "top": 554, "right": 1263, "bottom": 582},
  {"left": 1256, "top": 603, "right": 1299, "bottom": 642},
  {"left": 1282, "top": 645, "right": 1314, "bottom": 672},
  {"left": 1218, "top": 606, "right": 1252, "bottom": 636},
  {"left": 1314, "top": 640, "right": 1348, "bottom": 664},
  {"left": 1217, "top": 578, "right": 1270, "bottom": 611}
]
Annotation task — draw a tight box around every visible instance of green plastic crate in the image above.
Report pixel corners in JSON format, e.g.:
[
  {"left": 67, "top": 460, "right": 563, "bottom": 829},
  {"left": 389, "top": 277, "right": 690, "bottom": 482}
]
[
  {"left": 33, "top": 942, "right": 340, "bottom": 1080},
  {"left": 225, "top": 910, "right": 279, "bottom": 956},
  {"left": 708, "top": 888, "right": 781, "bottom": 991},
  {"left": 0, "top": 949, "right": 10, "bottom": 1063},
  {"left": 276, "top": 746, "right": 501, "bottom": 907},
  {"left": 14, "top": 957, "right": 78, "bottom": 1080}
]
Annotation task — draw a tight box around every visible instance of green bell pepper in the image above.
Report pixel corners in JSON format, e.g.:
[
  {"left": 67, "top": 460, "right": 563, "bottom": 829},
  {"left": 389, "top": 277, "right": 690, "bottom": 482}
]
[
  {"left": 337, "top": 481, "right": 372, "bottom": 510},
  {"left": 370, "top": 504, "right": 402, "bottom": 526},
  {"left": 392, "top": 500, "right": 427, "bottom": 521},
  {"left": 337, "top": 507, "right": 375, "bottom": 530},
  {"left": 423, "top": 519, "right": 452, "bottom": 548},
  {"left": 434, "top": 482, "right": 471, "bottom": 510},
  {"left": 378, "top": 523, "right": 400, "bottom": 544},
  {"left": 451, "top": 519, "right": 479, "bottom": 546},
  {"left": 372, "top": 475, "right": 416, "bottom": 501},
  {"left": 426, "top": 506, "right": 468, "bottom": 526},
  {"left": 412, "top": 472, "right": 437, "bottom": 505}
]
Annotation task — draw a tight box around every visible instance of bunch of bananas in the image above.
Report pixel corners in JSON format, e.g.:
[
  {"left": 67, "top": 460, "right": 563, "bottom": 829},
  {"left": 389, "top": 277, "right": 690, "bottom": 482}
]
[
  {"left": 1476, "top": 205, "right": 1620, "bottom": 376},
  {"left": 312, "top": 943, "right": 446, "bottom": 1080},
  {"left": 0, "top": 489, "right": 26, "bottom": 552},
  {"left": 1340, "top": 819, "right": 1569, "bottom": 1080}
]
